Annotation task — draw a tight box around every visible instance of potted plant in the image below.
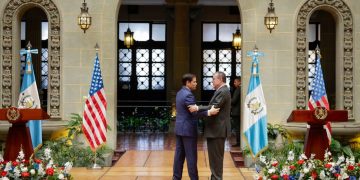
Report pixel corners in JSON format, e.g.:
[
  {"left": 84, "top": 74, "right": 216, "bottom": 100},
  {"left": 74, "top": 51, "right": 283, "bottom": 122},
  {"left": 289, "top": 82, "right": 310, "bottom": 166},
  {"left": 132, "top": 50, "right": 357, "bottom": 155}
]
[
  {"left": 242, "top": 146, "right": 255, "bottom": 168},
  {"left": 66, "top": 113, "right": 112, "bottom": 145}
]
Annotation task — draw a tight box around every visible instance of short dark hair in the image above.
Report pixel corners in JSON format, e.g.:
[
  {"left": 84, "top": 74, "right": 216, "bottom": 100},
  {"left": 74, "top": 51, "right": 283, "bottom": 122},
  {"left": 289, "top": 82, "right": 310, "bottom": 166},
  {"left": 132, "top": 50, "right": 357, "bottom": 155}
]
[
  {"left": 182, "top": 73, "right": 195, "bottom": 85},
  {"left": 234, "top": 77, "right": 241, "bottom": 81},
  {"left": 215, "top": 71, "right": 226, "bottom": 83}
]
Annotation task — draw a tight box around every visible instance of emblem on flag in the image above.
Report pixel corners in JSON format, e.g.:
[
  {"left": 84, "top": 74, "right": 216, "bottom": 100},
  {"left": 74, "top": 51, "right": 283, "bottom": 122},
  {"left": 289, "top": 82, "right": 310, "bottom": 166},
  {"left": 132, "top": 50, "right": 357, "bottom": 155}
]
[{"left": 247, "top": 97, "right": 264, "bottom": 115}]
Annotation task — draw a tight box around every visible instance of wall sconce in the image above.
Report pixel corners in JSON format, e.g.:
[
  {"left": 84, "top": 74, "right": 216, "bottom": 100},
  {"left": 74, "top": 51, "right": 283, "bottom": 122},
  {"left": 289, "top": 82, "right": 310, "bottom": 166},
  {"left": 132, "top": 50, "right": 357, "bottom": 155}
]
[
  {"left": 78, "top": 0, "right": 91, "bottom": 33},
  {"left": 232, "top": 26, "right": 241, "bottom": 50},
  {"left": 264, "top": 0, "right": 278, "bottom": 33},
  {"left": 124, "top": 27, "right": 134, "bottom": 48}
]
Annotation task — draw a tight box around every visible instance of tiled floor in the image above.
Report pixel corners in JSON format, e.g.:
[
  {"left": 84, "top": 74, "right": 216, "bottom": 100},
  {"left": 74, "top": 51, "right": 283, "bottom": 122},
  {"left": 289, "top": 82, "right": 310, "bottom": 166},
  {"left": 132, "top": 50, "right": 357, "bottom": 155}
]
[{"left": 70, "top": 133, "right": 255, "bottom": 179}]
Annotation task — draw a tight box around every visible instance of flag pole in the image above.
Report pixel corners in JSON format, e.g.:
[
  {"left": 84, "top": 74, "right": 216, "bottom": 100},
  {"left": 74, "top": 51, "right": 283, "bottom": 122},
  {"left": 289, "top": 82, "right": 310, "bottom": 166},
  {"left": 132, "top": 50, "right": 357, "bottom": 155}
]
[
  {"left": 88, "top": 148, "right": 103, "bottom": 169},
  {"left": 87, "top": 43, "right": 103, "bottom": 170}
]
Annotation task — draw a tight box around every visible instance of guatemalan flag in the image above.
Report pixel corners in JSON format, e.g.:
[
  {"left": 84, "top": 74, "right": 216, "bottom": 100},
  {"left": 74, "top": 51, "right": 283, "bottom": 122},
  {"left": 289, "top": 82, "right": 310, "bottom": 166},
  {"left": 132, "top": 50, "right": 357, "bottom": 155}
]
[
  {"left": 243, "top": 49, "right": 268, "bottom": 157},
  {"left": 18, "top": 47, "right": 42, "bottom": 148},
  {"left": 308, "top": 51, "right": 331, "bottom": 145}
]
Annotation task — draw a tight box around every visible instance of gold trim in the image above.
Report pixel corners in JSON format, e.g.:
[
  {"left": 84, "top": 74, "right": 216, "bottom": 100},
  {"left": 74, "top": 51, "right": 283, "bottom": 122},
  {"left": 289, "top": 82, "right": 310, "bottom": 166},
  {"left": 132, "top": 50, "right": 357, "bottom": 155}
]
[
  {"left": 6, "top": 107, "right": 20, "bottom": 121},
  {"left": 314, "top": 107, "right": 328, "bottom": 120}
]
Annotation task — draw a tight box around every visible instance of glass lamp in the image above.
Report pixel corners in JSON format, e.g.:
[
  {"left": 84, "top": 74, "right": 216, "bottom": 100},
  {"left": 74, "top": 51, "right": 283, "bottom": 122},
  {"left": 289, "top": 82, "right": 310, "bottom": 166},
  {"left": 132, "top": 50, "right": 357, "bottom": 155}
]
[
  {"left": 78, "top": 0, "right": 91, "bottom": 33},
  {"left": 264, "top": 0, "right": 278, "bottom": 33},
  {"left": 232, "top": 27, "right": 241, "bottom": 50},
  {"left": 124, "top": 27, "right": 134, "bottom": 48}
]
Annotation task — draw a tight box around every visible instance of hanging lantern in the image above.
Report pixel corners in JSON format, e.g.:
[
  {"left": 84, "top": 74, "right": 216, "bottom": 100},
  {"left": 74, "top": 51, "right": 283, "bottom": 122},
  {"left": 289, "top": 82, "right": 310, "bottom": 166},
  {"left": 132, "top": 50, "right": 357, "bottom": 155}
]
[
  {"left": 78, "top": 0, "right": 91, "bottom": 33},
  {"left": 232, "top": 27, "right": 242, "bottom": 50},
  {"left": 124, "top": 27, "right": 134, "bottom": 48},
  {"left": 264, "top": 0, "right": 278, "bottom": 33}
]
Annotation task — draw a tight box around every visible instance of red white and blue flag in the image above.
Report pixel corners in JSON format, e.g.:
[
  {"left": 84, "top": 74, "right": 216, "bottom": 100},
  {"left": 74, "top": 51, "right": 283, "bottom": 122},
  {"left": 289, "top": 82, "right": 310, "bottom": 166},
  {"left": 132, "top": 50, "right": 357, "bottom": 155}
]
[
  {"left": 308, "top": 53, "right": 331, "bottom": 145},
  {"left": 82, "top": 53, "right": 108, "bottom": 151}
]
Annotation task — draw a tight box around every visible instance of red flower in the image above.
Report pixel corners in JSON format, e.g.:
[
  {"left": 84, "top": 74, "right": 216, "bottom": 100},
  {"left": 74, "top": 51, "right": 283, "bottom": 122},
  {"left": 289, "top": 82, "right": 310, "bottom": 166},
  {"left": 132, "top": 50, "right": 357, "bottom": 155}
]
[
  {"left": 348, "top": 165, "right": 355, "bottom": 171},
  {"left": 311, "top": 171, "right": 317, "bottom": 179},
  {"left": 12, "top": 161, "right": 18, "bottom": 166},
  {"left": 34, "top": 159, "right": 42, "bottom": 164},
  {"left": 1, "top": 161, "right": 7, "bottom": 165},
  {"left": 46, "top": 168, "right": 54, "bottom": 176},
  {"left": 21, "top": 172, "right": 30, "bottom": 177},
  {"left": 289, "top": 165, "right": 296, "bottom": 170},
  {"left": 325, "top": 163, "right": 332, "bottom": 169},
  {"left": 1, "top": 171, "right": 7, "bottom": 177},
  {"left": 271, "top": 174, "right": 279, "bottom": 180},
  {"left": 334, "top": 173, "right": 340, "bottom": 178},
  {"left": 23, "top": 160, "right": 29, "bottom": 165},
  {"left": 272, "top": 162, "right": 278, "bottom": 167},
  {"left": 297, "top": 159, "right": 304, "bottom": 165},
  {"left": 257, "top": 177, "right": 263, "bottom": 180},
  {"left": 282, "top": 174, "right": 289, "bottom": 180}
]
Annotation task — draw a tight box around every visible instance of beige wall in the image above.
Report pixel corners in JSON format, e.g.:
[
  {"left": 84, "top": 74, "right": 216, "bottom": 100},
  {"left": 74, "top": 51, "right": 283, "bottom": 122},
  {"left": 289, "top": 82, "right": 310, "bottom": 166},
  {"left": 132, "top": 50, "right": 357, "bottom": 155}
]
[{"left": 238, "top": 0, "right": 360, "bottom": 133}]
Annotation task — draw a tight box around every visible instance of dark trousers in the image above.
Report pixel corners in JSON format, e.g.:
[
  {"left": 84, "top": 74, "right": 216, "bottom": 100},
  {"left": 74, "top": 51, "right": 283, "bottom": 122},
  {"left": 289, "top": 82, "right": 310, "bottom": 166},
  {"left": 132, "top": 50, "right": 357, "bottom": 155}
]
[
  {"left": 231, "top": 115, "right": 240, "bottom": 145},
  {"left": 207, "top": 137, "right": 226, "bottom": 180},
  {"left": 173, "top": 135, "right": 198, "bottom": 180}
]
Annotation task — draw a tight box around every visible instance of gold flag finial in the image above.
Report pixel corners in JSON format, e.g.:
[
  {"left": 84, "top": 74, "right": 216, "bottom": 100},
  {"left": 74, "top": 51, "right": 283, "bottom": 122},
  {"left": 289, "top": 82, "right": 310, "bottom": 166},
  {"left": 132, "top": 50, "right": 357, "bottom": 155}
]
[
  {"left": 95, "top": 43, "right": 100, "bottom": 51},
  {"left": 26, "top": 42, "right": 32, "bottom": 50}
]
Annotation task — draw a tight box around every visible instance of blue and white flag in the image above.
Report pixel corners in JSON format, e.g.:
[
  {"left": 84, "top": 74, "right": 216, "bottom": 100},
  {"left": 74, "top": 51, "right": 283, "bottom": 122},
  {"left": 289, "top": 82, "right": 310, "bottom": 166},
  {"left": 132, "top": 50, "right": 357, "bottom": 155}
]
[
  {"left": 243, "top": 48, "right": 268, "bottom": 157},
  {"left": 18, "top": 47, "right": 42, "bottom": 148}
]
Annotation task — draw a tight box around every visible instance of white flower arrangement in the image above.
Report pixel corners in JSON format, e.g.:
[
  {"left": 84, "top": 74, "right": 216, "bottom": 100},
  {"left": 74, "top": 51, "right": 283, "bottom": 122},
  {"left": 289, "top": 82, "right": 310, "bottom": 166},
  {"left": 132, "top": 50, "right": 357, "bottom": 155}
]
[
  {"left": 255, "top": 150, "right": 360, "bottom": 180},
  {"left": 0, "top": 148, "right": 72, "bottom": 180}
]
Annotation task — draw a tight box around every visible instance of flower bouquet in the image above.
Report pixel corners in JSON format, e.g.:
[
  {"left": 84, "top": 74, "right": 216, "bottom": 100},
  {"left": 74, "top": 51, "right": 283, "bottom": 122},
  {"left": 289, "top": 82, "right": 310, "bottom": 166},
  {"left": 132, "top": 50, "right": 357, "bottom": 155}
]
[
  {"left": 0, "top": 148, "right": 72, "bottom": 180},
  {"left": 255, "top": 150, "right": 360, "bottom": 180}
]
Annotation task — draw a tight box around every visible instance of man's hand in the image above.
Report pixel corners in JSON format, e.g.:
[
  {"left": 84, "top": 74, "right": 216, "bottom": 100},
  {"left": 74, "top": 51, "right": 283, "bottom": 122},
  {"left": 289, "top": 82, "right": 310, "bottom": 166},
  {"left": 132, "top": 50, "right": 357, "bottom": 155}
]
[
  {"left": 188, "top": 105, "right": 198, "bottom": 112},
  {"left": 209, "top": 105, "right": 220, "bottom": 116}
]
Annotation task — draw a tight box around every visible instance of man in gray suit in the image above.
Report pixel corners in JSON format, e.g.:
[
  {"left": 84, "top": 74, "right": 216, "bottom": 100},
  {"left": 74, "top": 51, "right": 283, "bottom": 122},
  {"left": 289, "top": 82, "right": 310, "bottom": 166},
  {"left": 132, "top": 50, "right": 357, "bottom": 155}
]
[{"left": 189, "top": 71, "right": 231, "bottom": 180}]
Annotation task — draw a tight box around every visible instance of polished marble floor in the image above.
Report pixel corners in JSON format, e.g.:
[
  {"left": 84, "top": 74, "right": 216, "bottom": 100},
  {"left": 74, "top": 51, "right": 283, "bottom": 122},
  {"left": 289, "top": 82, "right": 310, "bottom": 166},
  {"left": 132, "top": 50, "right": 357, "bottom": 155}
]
[
  {"left": 116, "top": 132, "right": 241, "bottom": 151},
  {"left": 69, "top": 132, "right": 254, "bottom": 179},
  {"left": 70, "top": 150, "right": 255, "bottom": 179}
]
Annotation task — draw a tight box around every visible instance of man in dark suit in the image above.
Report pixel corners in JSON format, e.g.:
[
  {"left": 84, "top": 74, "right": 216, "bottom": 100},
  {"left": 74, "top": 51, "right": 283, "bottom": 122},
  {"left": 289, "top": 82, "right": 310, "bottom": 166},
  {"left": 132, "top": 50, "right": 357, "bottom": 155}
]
[
  {"left": 172, "top": 73, "right": 219, "bottom": 180},
  {"left": 231, "top": 77, "right": 241, "bottom": 147},
  {"left": 189, "top": 71, "right": 231, "bottom": 180}
]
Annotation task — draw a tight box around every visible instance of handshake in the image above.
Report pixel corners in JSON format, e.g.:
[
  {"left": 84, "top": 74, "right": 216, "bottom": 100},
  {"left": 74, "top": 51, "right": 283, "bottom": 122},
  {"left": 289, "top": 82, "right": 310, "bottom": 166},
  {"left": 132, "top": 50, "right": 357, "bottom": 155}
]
[{"left": 188, "top": 105, "right": 220, "bottom": 116}]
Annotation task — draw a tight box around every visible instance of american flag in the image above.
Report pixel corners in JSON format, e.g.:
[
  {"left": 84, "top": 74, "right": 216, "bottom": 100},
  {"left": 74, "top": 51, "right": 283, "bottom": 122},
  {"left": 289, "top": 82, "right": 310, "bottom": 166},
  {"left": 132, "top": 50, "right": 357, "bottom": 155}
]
[
  {"left": 82, "top": 53, "right": 107, "bottom": 151},
  {"left": 308, "top": 52, "right": 331, "bottom": 145}
]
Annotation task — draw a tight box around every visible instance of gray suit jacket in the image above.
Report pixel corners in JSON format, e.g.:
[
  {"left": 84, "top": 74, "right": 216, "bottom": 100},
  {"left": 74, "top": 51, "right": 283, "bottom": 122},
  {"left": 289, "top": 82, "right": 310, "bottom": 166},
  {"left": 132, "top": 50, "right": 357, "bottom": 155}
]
[{"left": 200, "top": 85, "right": 231, "bottom": 138}]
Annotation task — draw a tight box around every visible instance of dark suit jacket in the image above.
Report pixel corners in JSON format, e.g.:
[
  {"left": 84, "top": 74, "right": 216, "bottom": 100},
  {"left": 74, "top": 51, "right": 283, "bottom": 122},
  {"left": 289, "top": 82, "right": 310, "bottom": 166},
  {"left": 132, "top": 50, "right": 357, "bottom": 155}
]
[
  {"left": 175, "top": 87, "right": 208, "bottom": 137},
  {"left": 200, "top": 85, "right": 231, "bottom": 138},
  {"left": 231, "top": 87, "right": 241, "bottom": 117}
]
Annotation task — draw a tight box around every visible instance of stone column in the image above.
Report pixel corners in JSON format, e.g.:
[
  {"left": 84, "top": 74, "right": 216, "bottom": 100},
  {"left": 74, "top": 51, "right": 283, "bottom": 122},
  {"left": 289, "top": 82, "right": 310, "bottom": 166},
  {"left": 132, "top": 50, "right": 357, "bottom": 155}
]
[{"left": 166, "top": 0, "right": 197, "bottom": 101}]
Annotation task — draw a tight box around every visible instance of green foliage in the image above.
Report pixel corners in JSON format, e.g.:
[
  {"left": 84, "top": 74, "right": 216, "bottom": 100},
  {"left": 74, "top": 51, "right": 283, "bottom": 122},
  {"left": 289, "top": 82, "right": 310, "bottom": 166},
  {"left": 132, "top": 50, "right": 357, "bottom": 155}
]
[
  {"left": 242, "top": 146, "right": 251, "bottom": 157},
  {"left": 118, "top": 107, "right": 172, "bottom": 132},
  {"left": 67, "top": 113, "right": 83, "bottom": 138},
  {"left": 353, "top": 150, "right": 360, "bottom": 162},
  {"left": 66, "top": 113, "right": 112, "bottom": 138},
  {"left": 267, "top": 123, "right": 290, "bottom": 140},
  {"left": 36, "top": 138, "right": 112, "bottom": 167},
  {"left": 259, "top": 141, "right": 303, "bottom": 164},
  {"left": 35, "top": 113, "right": 113, "bottom": 167},
  {"left": 330, "top": 138, "right": 354, "bottom": 159}
]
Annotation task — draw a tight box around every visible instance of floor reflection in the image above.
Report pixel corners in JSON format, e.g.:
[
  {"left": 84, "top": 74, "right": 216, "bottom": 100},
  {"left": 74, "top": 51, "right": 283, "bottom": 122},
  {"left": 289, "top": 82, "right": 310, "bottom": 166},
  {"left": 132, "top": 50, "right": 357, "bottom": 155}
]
[{"left": 116, "top": 132, "right": 240, "bottom": 151}]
